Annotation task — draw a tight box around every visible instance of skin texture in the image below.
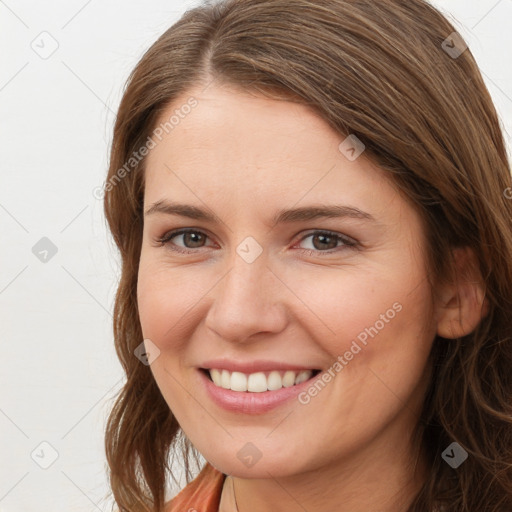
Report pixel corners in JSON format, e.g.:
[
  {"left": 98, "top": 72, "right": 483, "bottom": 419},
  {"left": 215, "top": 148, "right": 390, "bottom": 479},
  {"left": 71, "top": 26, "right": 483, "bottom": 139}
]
[{"left": 137, "top": 84, "right": 487, "bottom": 512}]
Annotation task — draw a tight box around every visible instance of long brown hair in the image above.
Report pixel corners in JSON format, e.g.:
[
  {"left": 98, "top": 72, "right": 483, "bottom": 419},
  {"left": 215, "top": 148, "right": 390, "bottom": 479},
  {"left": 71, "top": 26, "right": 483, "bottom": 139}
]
[{"left": 103, "top": 0, "right": 512, "bottom": 510}]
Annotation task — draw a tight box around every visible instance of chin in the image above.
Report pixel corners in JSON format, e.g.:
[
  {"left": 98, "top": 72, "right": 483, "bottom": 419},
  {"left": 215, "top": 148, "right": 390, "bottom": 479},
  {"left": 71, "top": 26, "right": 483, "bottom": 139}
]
[{"left": 201, "top": 441, "right": 310, "bottom": 479}]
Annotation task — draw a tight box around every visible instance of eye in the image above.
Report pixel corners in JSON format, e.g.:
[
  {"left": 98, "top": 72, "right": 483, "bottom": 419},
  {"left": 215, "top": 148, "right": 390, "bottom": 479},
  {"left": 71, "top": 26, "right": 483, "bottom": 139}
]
[
  {"left": 155, "top": 228, "right": 358, "bottom": 256},
  {"left": 295, "top": 230, "right": 358, "bottom": 256},
  {"left": 156, "top": 228, "right": 213, "bottom": 254}
]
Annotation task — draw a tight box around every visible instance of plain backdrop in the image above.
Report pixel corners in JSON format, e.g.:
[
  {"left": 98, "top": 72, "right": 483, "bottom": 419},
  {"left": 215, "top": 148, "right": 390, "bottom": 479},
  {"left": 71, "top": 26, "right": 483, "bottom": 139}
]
[{"left": 1, "top": 1, "right": 511, "bottom": 511}]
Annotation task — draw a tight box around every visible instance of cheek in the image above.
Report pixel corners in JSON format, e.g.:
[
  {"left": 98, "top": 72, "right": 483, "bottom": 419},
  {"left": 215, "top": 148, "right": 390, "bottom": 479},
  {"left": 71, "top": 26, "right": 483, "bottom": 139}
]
[
  {"left": 288, "top": 263, "right": 435, "bottom": 373},
  {"left": 137, "top": 258, "right": 215, "bottom": 355},
  {"left": 136, "top": 261, "right": 201, "bottom": 411},
  {"left": 291, "top": 273, "right": 435, "bottom": 449},
  {"left": 137, "top": 260, "right": 182, "bottom": 347}
]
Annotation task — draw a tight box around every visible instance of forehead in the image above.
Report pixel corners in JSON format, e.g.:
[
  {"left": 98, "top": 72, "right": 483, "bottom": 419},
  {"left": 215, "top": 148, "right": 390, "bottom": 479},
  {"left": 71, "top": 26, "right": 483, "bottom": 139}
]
[
  {"left": 143, "top": 85, "right": 393, "bottom": 209},
  {"left": 151, "top": 86, "right": 338, "bottom": 162}
]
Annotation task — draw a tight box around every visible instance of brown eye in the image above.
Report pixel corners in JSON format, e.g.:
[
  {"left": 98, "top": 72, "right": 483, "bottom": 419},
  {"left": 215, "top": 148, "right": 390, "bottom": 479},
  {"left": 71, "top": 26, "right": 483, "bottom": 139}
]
[
  {"left": 297, "top": 231, "right": 358, "bottom": 256},
  {"left": 178, "top": 231, "right": 206, "bottom": 248},
  {"left": 157, "top": 229, "right": 211, "bottom": 253},
  {"left": 310, "top": 233, "right": 339, "bottom": 250}
]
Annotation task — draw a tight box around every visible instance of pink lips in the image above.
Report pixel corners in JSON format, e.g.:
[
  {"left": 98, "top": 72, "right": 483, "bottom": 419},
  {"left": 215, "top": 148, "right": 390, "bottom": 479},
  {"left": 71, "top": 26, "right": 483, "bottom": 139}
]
[{"left": 197, "top": 361, "right": 321, "bottom": 414}]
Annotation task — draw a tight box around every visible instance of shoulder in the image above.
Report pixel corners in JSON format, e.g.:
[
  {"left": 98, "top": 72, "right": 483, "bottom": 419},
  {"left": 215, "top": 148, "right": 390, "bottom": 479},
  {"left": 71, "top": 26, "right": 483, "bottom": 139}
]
[{"left": 164, "top": 462, "right": 227, "bottom": 512}]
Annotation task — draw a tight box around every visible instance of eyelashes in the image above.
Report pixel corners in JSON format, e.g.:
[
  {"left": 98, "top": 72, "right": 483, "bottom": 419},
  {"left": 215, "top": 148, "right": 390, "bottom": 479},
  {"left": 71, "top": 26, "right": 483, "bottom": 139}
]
[{"left": 155, "top": 228, "right": 359, "bottom": 256}]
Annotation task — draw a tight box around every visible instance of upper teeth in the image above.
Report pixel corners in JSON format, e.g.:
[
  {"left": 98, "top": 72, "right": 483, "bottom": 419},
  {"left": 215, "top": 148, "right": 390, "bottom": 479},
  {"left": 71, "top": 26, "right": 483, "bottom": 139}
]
[{"left": 208, "top": 369, "right": 314, "bottom": 392}]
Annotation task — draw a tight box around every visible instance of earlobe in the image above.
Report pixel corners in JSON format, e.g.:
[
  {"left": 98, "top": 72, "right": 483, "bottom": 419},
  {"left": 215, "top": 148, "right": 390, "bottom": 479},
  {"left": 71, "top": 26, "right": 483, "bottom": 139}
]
[{"left": 435, "top": 247, "right": 489, "bottom": 339}]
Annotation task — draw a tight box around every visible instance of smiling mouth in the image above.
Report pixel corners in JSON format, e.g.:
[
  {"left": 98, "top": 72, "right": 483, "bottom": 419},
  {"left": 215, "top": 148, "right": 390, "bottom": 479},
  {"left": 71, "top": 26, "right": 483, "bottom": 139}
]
[{"left": 200, "top": 368, "right": 322, "bottom": 392}]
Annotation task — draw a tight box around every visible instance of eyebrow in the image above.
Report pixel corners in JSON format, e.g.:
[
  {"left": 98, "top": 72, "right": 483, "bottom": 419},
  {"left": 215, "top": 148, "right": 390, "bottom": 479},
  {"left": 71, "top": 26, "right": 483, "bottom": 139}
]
[{"left": 144, "top": 200, "right": 377, "bottom": 225}]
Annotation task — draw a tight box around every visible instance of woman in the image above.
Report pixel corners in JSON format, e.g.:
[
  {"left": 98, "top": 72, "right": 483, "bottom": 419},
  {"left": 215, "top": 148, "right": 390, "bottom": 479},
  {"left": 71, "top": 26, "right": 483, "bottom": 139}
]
[{"left": 102, "top": 0, "right": 512, "bottom": 511}]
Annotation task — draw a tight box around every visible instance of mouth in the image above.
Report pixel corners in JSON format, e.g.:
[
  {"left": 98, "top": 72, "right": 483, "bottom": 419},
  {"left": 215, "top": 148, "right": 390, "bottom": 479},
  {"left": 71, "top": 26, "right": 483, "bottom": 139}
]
[{"left": 200, "top": 368, "right": 322, "bottom": 393}]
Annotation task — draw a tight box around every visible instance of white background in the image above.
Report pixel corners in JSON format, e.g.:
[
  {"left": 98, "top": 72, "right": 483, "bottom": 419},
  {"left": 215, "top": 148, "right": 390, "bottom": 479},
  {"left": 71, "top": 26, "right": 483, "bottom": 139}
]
[{"left": 1, "top": 1, "right": 511, "bottom": 511}]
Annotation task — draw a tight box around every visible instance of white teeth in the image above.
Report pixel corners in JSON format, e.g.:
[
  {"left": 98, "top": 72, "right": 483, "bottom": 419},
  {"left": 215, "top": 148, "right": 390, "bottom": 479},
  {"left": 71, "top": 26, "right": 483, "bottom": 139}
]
[
  {"left": 294, "top": 370, "right": 311, "bottom": 385},
  {"left": 267, "top": 371, "right": 282, "bottom": 391},
  {"left": 220, "top": 369, "right": 231, "bottom": 389},
  {"left": 282, "top": 370, "right": 296, "bottom": 387},
  {"left": 230, "top": 372, "right": 247, "bottom": 392},
  {"left": 207, "top": 368, "right": 315, "bottom": 392},
  {"left": 247, "top": 372, "right": 267, "bottom": 393},
  {"left": 210, "top": 368, "right": 222, "bottom": 386}
]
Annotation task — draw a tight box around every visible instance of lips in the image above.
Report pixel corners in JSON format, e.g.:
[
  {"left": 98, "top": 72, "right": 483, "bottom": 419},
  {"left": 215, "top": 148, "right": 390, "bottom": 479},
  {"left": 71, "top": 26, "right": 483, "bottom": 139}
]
[{"left": 197, "top": 359, "right": 322, "bottom": 413}]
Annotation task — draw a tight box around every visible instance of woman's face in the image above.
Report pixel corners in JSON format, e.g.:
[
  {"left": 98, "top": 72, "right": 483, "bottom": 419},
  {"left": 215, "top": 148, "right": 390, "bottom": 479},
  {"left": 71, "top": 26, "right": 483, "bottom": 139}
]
[{"left": 137, "top": 84, "right": 438, "bottom": 479}]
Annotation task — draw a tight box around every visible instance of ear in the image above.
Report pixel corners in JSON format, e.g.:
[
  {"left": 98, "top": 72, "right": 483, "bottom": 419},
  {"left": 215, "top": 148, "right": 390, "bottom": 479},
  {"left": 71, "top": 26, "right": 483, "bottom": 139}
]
[{"left": 435, "top": 246, "right": 489, "bottom": 339}]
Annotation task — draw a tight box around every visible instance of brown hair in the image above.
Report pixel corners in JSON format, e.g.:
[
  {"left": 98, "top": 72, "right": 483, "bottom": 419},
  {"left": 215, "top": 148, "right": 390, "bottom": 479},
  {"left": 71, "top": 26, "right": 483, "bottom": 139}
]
[{"left": 103, "top": 0, "right": 512, "bottom": 510}]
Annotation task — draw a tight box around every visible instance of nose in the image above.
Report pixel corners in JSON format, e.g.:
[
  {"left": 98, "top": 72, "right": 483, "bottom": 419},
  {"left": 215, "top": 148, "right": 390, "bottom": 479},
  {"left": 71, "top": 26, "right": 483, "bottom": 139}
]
[{"left": 204, "top": 249, "right": 288, "bottom": 344}]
